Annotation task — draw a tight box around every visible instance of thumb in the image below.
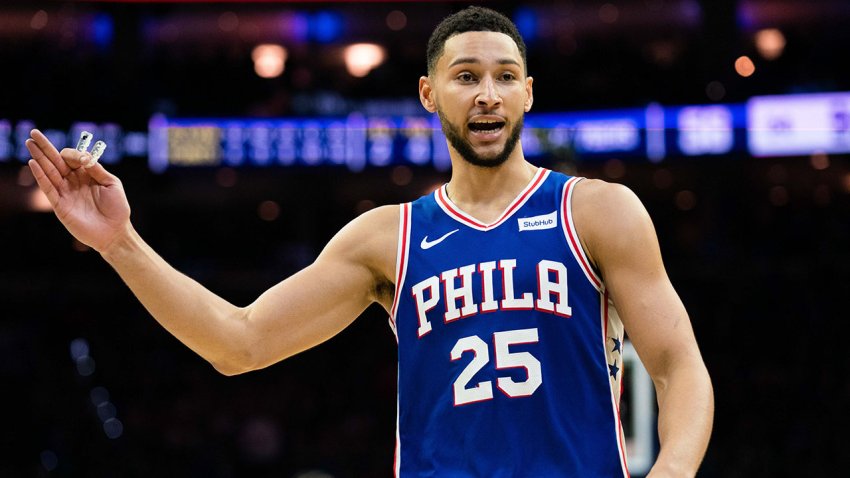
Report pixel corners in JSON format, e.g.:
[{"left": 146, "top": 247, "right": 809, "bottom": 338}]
[
  {"left": 60, "top": 147, "right": 88, "bottom": 170},
  {"left": 85, "top": 161, "right": 121, "bottom": 186}
]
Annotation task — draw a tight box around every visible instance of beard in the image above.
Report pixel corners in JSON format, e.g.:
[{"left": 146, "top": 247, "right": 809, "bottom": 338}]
[{"left": 437, "top": 108, "right": 523, "bottom": 168}]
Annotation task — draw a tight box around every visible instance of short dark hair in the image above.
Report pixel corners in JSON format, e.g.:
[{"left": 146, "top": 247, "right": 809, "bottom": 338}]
[{"left": 426, "top": 6, "right": 527, "bottom": 76}]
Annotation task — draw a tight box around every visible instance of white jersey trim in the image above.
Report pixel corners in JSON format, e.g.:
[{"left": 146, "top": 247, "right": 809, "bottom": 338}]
[
  {"left": 434, "top": 167, "right": 550, "bottom": 231},
  {"left": 561, "top": 176, "right": 603, "bottom": 291},
  {"left": 601, "top": 289, "right": 630, "bottom": 478},
  {"left": 394, "top": 368, "right": 401, "bottom": 477},
  {"left": 389, "top": 202, "right": 411, "bottom": 340}
]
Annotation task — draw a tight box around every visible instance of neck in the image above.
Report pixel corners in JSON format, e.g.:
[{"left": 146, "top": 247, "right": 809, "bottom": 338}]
[{"left": 445, "top": 147, "right": 538, "bottom": 218}]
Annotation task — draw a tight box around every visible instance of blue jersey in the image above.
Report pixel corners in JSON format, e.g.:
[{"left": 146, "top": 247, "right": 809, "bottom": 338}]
[{"left": 389, "top": 168, "right": 629, "bottom": 477}]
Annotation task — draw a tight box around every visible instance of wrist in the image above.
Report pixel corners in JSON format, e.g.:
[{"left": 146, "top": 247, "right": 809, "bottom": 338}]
[{"left": 100, "top": 222, "right": 140, "bottom": 264}]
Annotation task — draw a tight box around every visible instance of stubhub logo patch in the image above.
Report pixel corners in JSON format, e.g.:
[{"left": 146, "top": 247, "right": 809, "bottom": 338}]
[{"left": 518, "top": 211, "right": 558, "bottom": 231}]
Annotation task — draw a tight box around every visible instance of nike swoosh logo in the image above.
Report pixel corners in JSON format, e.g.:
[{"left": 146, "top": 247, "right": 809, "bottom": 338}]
[{"left": 420, "top": 229, "right": 460, "bottom": 250}]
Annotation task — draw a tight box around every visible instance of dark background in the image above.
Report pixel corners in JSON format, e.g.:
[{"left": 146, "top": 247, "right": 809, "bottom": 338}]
[{"left": 2, "top": 0, "right": 849, "bottom": 476}]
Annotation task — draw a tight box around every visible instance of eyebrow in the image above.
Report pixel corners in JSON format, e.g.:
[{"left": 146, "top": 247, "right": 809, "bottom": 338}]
[{"left": 448, "top": 57, "right": 522, "bottom": 68}]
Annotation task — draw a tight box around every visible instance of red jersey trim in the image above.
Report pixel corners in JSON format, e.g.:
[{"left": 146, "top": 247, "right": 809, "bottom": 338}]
[
  {"left": 561, "top": 176, "right": 603, "bottom": 291},
  {"left": 434, "top": 168, "right": 550, "bottom": 231},
  {"left": 389, "top": 202, "right": 411, "bottom": 340}
]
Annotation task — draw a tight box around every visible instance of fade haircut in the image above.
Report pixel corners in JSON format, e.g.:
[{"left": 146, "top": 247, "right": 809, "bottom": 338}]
[{"left": 426, "top": 6, "right": 527, "bottom": 76}]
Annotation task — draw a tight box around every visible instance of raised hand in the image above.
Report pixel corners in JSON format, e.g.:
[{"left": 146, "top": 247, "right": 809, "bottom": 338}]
[{"left": 26, "top": 129, "right": 132, "bottom": 253}]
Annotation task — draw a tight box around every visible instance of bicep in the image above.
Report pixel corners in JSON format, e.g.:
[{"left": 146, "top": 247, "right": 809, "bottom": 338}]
[
  {"left": 602, "top": 244, "right": 696, "bottom": 379},
  {"left": 244, "top": 253, "right": 376, "bottom": 368},
  {"left": 582, "top": 183, "right": 700, "bottom": 380},
  {"left": 239, "top": 206, "right": 397, "bottom": 370}
]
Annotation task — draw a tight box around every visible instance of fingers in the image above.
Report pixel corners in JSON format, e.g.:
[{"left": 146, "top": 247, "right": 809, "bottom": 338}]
[
  {"left": 26, "top": 138, "right": 66, "bottom": 193},
  {"left": 28, "top": 160, "right": 60, "bottom": 207},
  {"left": 84, "top": 160, "right": 120, "bottom": 186},
  {"left": 29, "top": 129, "right": 71, "bottom": 177},
  {"left": 28, "top": 128, "right": 113, "bottom": 185},
  {"left": 62, "top": 136, "right": 107, "bottom": 170},
  {"left": 65, "top": 144, "right": 116, "bottom": 185},
  {"left": 62, "top": 147, "right": 91, "bottom": 170}
]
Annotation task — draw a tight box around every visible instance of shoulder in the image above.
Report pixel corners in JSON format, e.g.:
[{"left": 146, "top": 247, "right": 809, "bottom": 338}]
[
  {"left": 571, "top": 178, "right": 655, "bottom": 268},
  {"left": 319, "top": 204, "right": 400, "bottom": 283},
  {"left": 572, "top": 178, "right": 648, "bottom": 220},
  {"left": 326, "top": 204, "right": 400, "bottom": 258},
  {"left": 347, "top": 204, "right": 400, "bottom": 233}
]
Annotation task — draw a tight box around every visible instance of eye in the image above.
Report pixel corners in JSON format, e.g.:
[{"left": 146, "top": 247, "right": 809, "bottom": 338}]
[
  {"left": 499, "top": 72, "right": 517, "bottom": 81},
  {"left": 457, "top": 72, "right": 476, "bottom": 83}
]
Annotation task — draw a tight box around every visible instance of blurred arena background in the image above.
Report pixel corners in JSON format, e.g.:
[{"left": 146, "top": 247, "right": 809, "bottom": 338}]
[{"left": 1, "top": 0, "right": 849, "bottom": 476}]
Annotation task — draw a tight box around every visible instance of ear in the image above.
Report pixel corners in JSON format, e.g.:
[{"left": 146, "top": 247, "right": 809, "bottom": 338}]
[
  {"left": 419, "top": 76, "right": 437, "bottom": 113},
  {"left": 524, "top": 76, "right": 534, "bottom": 112}
]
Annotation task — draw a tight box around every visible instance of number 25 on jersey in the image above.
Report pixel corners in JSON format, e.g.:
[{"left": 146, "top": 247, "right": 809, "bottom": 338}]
[{"left": 451, "top": 328, "right": 542, "bottom": 406}]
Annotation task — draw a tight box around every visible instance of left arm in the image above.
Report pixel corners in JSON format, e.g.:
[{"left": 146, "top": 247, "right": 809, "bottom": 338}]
[{"left": 574, "top": 179, "right": 713, "bottom": 478}]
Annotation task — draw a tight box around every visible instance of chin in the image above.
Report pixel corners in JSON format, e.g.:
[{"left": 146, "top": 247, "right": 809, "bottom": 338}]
[
  {"left": 474, "top": 148, "right": 507, "bottom": 161},
  {"left": 439, "top": 109, "right": 523, "bottom": 169}
]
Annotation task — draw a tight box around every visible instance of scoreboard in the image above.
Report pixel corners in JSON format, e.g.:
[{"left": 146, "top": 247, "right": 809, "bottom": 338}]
[
  {"left": 147, "top": 113, "right": 453, "bottom": 172},
  {"left": 2, "top": 91, "right": 849, "bottom": 171},
  {"left": 748, "top": 92, "right": 850, "bottom": 156},
  {"left": 147, "top": 105, "right": 742, "bottom": 172}
]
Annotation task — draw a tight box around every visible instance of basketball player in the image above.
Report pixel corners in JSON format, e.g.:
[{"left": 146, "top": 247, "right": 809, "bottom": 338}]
[{"left": 26, "top": 6, "right": 712, "bottom": 477}]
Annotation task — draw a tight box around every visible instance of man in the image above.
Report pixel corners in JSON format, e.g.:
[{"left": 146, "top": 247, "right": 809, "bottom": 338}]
[{"left": 26, "top": 6, "right": 712, "bottom": 477}]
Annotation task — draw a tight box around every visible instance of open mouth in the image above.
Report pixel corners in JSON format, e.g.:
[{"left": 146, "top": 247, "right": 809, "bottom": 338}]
[{"left": 467, "top": 119, "right": 506, "bottom": 135}]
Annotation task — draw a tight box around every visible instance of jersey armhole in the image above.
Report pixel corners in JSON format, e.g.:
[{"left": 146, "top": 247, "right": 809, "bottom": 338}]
[
  {"left": 560, "top": 177, "right": 604, "bottom": 292},
  {"left": 388, "top": 202, "right": 411, "bottom": 339}
]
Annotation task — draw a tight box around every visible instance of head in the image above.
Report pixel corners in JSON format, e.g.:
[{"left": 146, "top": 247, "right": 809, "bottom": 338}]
[
  {"left": 425, "top": 6, "right": 528, "bottom": 78},
  {"left": 419, "top": 7, "right": 534, "bottom": 168}
]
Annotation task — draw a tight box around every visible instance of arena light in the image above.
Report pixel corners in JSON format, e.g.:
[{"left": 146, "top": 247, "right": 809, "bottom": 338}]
[
  {"left": 30, "top": 10, "right": 48, "bottom": 30},
  {"left": 735, "top": 55, "right": 755, "bottom": 77},
  {"left": 344, "top": 43, "right": 385, "bottom": 78},
  {"left": 218, "top": 11, "right": 238, "bottom": 32},
  {"left": 755, "top": 28, "right": 786, "bottom": 60},
  {"left": 386, "top": 10, "right": 407, "bottom": 31},
  {"left": 252, "top": 44, "right": 287, "bottom": 79}
]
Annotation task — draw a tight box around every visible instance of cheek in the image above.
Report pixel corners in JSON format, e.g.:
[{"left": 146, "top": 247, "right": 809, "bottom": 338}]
[
  {"left": 445, "top": 83, "right": 479, "bottom": 102},
  {"left": 438, "top": 100, "right": 464, "bottom": 121}
]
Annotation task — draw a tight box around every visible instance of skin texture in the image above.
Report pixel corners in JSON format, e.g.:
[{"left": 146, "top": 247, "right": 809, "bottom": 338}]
[
  {"left": 27, "top": 29, "right": 712, "bottom": 478},
  {"left": 26, "top": 129, "right": 397, "bottom": 373},
  {"left": 418, "top": 31, "right": 538, "bottom": 223},
  {"left": 436, "top": 108, "right": 523, "bottom": 168},
  {"left": 574, "top": 179, "right": 714, "bottom": 478}
]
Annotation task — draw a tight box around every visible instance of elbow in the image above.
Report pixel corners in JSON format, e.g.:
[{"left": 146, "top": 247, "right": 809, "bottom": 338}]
[
  {"left": 209, "top": 341, "right": 260, "bottom": 377},
  {"left": 211, "top": 360, "right": 253, "bottom": 376},
  {"left": 209, "top": 345, "right": 261, "bottom": 376},
  {"left": 207, "top": 307, "right": 295, "bottom": 376},
  {"left": 650, "top": 351, "right": 710, "bottom": 393},
  {"left": 211, "top": 347, "right": 293, "bottom": 376},
  {"left": 210, "top": 307, "right": 260, "bottom": 376}
]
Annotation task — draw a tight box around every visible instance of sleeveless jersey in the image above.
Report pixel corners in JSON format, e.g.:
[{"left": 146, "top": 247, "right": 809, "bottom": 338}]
[{"left": 389, "top": 168, "right": 629, "bottom": 477}]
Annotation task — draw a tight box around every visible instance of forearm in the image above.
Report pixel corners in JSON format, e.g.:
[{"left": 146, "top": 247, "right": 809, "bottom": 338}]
[
  {"left": 101, "top": 224, "right": 252, "bottom": 375},
  {"left": 649, "top": 360, "right": 714, "bottom": 477}
]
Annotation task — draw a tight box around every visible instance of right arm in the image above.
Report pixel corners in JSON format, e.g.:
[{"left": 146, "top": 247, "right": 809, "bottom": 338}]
[{"left": 27, "top": 130, "right": 398, "bottom": 375}]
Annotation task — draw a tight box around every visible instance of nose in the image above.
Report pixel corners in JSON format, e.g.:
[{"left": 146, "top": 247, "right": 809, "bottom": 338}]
[{"left": 475, "top": 75, "right": 502, "bottom": 109}]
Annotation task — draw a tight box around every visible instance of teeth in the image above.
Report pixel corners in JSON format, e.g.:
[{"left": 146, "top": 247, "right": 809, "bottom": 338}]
[
  {"left": 469, "top": 120, "right": 505, "bottom": 133},
  {"left": 471, "top": 125, "right": 503, "bottom": 133}
]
